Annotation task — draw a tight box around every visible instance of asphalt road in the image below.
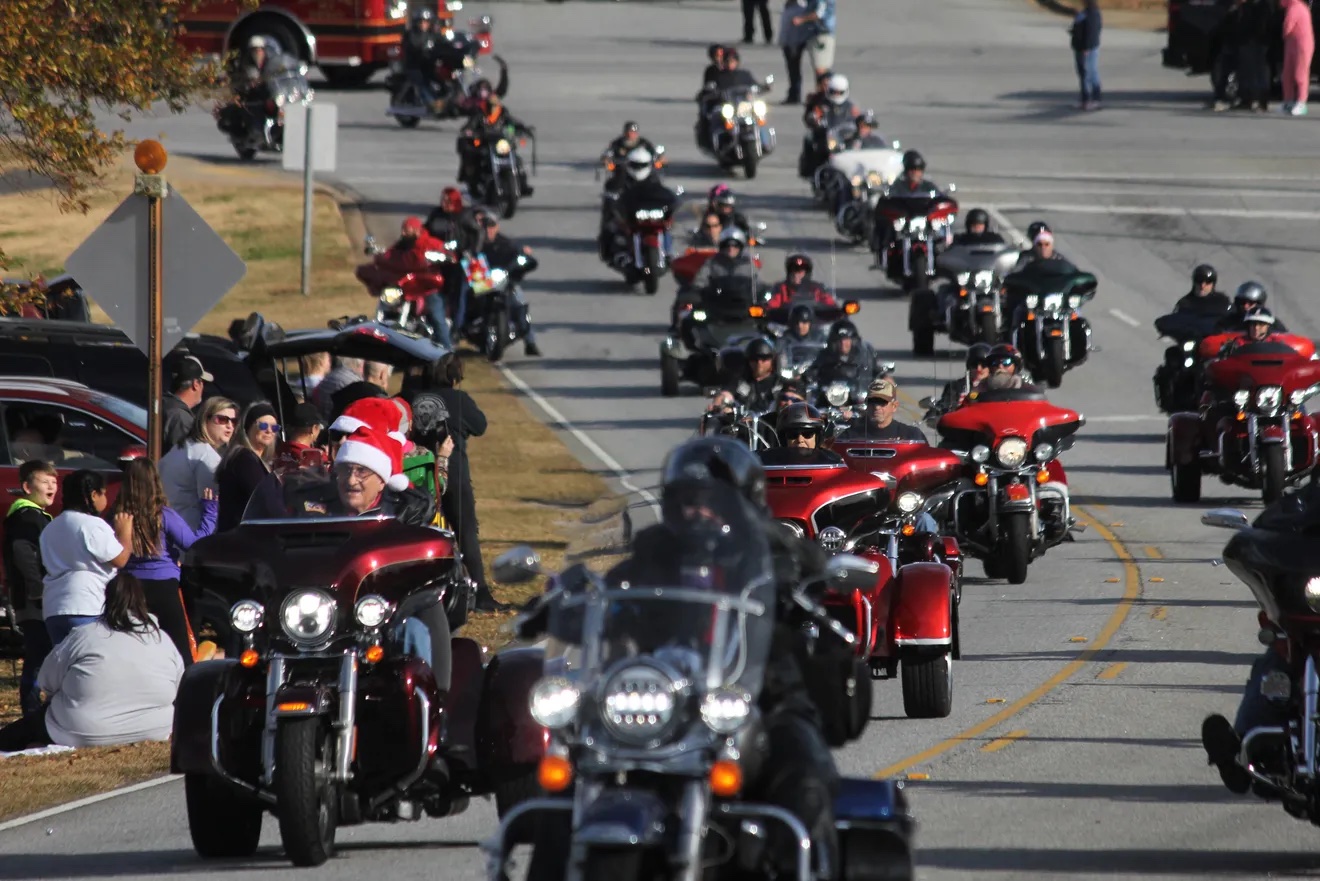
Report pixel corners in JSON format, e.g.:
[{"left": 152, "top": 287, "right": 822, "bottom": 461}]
[{"left": 8, "top": 0, "right": 1320, "bottom": 877}]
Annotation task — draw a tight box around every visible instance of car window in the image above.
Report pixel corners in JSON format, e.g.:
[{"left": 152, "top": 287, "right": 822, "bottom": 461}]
[
  {"left": 0, "top": 353, "right": 56, "bottom": 377},
  {"left": 0, "top": 400, "right": 137, "bottom": 470}
]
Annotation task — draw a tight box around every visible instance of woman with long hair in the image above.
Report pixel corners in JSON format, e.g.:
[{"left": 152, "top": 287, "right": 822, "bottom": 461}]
[
  {"left": 159, "top": 396, "right": 237, "bottom": 531},
  {"left": 0, "top": 573, "right": 184, "bottom": 751},
  {"left": 38, "top": 470, "right": 134, "bottom": 646},
  {"left": 114, "top": 458, "right": 218, "bottom": 666},
  {"left": 216, "top": 400, "right": 283, "bottom": 531}
]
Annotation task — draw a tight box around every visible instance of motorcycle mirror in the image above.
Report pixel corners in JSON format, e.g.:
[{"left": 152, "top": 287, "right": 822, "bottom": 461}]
[
  {"left": 1201, "top": 508, "right": 1250, "bottom": 531},
  {"left": 919, "top": 396, "right": 937, "bottom": 410},
  {"left": 880, "top": 361, "right": 897, "bottom": 375},
  {"left": 948, "top": 182, "right": 958, "bottom": 193},
  {"left": 299, "top": 63, "right": 310, "bottom": 76},
  {"left": 892, "top": 139, "right": 901, "bottom": 150},
  {"left": 492, "top": 545, "right": 544, "bottom": 584},
  {"left": 674, "top": 185, "right": 686, "bottom": 196},
  {"left": 755, "top": 221, "right": 768, "bottom": 232},
  {"left": 764, "top": 74, "right": 775, "bottom": 87}
]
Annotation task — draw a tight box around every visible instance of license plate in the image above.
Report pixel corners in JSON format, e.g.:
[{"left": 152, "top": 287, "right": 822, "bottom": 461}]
[{"left": 1262, "top": 670, "right": 1292, "bottom": 701}]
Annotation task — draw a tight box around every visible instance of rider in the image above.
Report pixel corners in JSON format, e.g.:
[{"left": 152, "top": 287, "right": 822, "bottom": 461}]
[
  {"left": 377, "top": 217, "right": 459, "bottom": 350},
  {"left": 952, "top": 208, "right": 1007, "bottom": 247},
  {"left": 709, "top": 337, "right": 783, "bottom": 414},
  {"left": 800, "top": 73, "right": 858, "bottom": 176},
  {"left": 479, "top": 213, "right": 542, "bottom": 357},
  {"left": 707, "top": 184, "right": 753, "bottom": 237},
  {"left": 697, "top": 47, "right": 758, "bottom": 145},
  {"left": 1016, "top": 221, "right": 1056, "bottom": 265},
  {"left": 1010, "top": 226, "right": 1073, "bottom": 274},
  {"left": 1217, "top": 281, "right": 1288, "bottom": 332},
  {"left": 872, "top": 150, "right": 945, "bottom": 256},
  {"left": 1219, "top": 309, "right": 1281, "bottom": 354},
  {"left": 843, "top": 378, "right": 926, "bottom": 442},
  {"left": 765, "top": 253, "right": 838, "bottom": 312},
  {"left": 779, "top": 302, "right": 829, "bottom": 348},
  {"left": 842, "top": 109, "right": 888, "bottom": 149},
  {"left": 403, "top": 7, "right": 444, "bottom": 113},
  {"left": 602, "top": 121, "right": 660, "bottom": 191},
  {"left": 598, "top": 145, "right": 670, "bottom": 259},
  {"left": 424, "top": 187, "right": 480, "bottom": 255},
  {"left": 1174, "top": 264, "right": 1232, "bottom": 315},
  {"left": 701, "top": 43, "right": 728, "bottom": 88},
  {"left": 761, "top": 402, "right": 840, "bottom": 465},
  {"left": 936, "top": 343, "right": 992, "bottom": 411},
  {"left": 690, "top": 226, "right": 758, "bottom": 292},
  {"left": 225, "top": 36, "right": 276, "bottom": 133},
  {"left": 457, "top": 93, "right": 534, "bottom": 196},
  {"left": 810, "top": 319, "right": 876, "bottom": 391},
  {"left": 974, "top": 344, "right": 1039, "bottom": 393}
]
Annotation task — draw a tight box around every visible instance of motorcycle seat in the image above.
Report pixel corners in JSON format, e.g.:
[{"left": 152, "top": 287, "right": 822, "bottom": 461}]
[{"left": 439, "top": 636, "right": 484, "bottom": 769}]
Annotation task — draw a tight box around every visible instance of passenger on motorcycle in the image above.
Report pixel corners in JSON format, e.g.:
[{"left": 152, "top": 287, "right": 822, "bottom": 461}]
[
  {"left": 766, "top": 253, "right": 838, "bottom": 311},
  {"left": 843, "top": 109, "right": 888, "bottom": 149},
  {"left": 1219, "top": 309, "right": 1281, "bottom": 355},
  {"left": 424, "top": 187, "right": 481, "bottom": 255},
  {"left": 951, "top": 208, "right": 1007, "bottom": 247},
  {"left": 810, "top": 319, "right": 876, "bottom": 391},
  {"left": 602, "top": 121, "right": 661, "bottom": 192},
  {"left": 378, "top": 217, "right": 460, "bottom": 350},
  {"left": 690, "top": 226, "right": 758, "bottom": 291},
  {"left": 701, "top": 43, "right": 729, "bottom": 88},
  {"left": 842, "top": 378, "right": 927, "bottom": 442},
  {"left": 709, "top": 337, "right": 783, "bottom": 413},
  {"left": 479, "top": 213, "right": 542, "bottom": 356},
  {"left": 1217, "top": 281, "right": 1288, "bottom": 332},
  {"left": 707, "top": 184, "right": 753, "bottom": 236},
  {"left": 799, "top": 73, "right": 858, "bottom": 177},
  {"left": 692, "top": 211, "right": 726, "bottom": 248},
  {"left": 456, "top": 94, "right": 534, "bottom": 195},
  {"left": 403, "top": 8, "right": 444, "bottom": 112},
  {"left": 1174, "top": 264, "right": 1231, "bottom": 315},
  {"left": 936, "top": 343, "right": 993, "bottom": 411}
]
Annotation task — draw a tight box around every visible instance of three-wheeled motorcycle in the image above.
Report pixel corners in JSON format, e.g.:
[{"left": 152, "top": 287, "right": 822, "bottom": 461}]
[
  {"left": 908, "top": 239, "right": 1021, "bottom": 355},
  {"left": 661, "top": 279, "right": 770, "bottom": 397}
]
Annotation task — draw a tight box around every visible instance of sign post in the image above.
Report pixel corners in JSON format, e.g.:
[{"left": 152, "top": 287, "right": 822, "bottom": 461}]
[
  {"left": 283, "top": 102, "right": 338, "bottom": 298},
  {"left": 132, "top": 140, "right": 169, "bottom": 462},
  {"left": 301, "top": 103, "right": 315, "bottom": 297}
]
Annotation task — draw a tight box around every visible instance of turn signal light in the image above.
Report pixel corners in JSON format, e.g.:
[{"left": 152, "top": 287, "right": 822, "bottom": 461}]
[
  {"left": 843, "top": 300, "right": 860, "bottom": 315},
  {"left": 748, "top": 305, "right": 765, "bottom": 318},
  {"left": 974, "top": 472, "right": 989, "bottom": 487},
  {"left": 901, "top": 523, "right": 916, "bottom": 536},
  {"left": 1049, "top": 328, "right": 1064, "bottom": 338},
  {"left": 1026, "top": 311, "right": 1036, "bottom": 321},
  {"left": 277, "top": 701, "right": 310, "bottom": 713},
  {"left": 364, "top": 644, "right": 385, "bottom": 664},
  {"left": 1036, "top": 469, "right": 1050, "bottom": 484},
  {"left": 538, "top": 755, "right": 573, "bottom": 793},
  {"left": 239, "top": 649, "right": 260, "bottom": 668},
  {"left": 1236, "top": 412, "right": 1246, "bottom": 422},
  {"left": 710, "top": 759, "right": 743, "bottom": 797}
]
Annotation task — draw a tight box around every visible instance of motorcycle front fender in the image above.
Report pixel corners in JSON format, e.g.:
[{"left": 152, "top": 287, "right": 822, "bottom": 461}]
[
  {"left": 271, "top": 684, "right": 335, "bottom": 718},
  {"left": 573, "top": 787, "right": 671, "bottom": 849},
  {"left": 1259, "top": 422, "right": 1287, "bottom": 444},
  {"left": 476, "top": 646, "right": 547, "bottom": 770},
  {"left": 759, "top": 125, "right": 777, "bottom": 154},
  {"left": 1167, "top": 413, "right": 1203, "bottom": 466},
  {"left": 890, "top": 562, "right": 954, "bottom": 647},
  {"left": 171, "top": 659, "right": 245, "bottom": 775}
]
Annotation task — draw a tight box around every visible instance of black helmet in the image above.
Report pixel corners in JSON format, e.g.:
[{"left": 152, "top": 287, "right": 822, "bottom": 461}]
[
  {"left": 1235, "top": 281, "right": 1267, "bottom": 306},
  {"left": 855, "top": 109, "right": 878, "bottom": 128},
  {"left": 745, "top": 337, "right": 776, "bottom": 360},
  {"left": 1192, "top": 264, "right": 1217, "bottom": 287},
  {"left": 660, "top": 436, "right": 767, "bottom": 510},
  {"left": 777, "top": 402, "right": 825, "bottom": 441},
  {"left": 786, "top": 253, "right": 813, "bottom": 276},
  {"left": 902, "top": 150, "right": 926, "bottom": 172},
  {"left": 412, "top": 7, "right": 435, "bottom": 22},
  {"left": 788, "top": 303, "right": 815, "bottom": 325},
  {"left": 966, "top": 342, "right": 992, "bottom": 369},
  {"left": 1026, "top": 221, "right": 1051, "bottom": 242},
  {"left": 965, "top": 208, "right": 990, "bottom": 231},
  {"left": 714, "top": 190, "right": 737, "bottom": 208},
  {"left": 623, "top": 120, "right": 640, "bottom": 135},
  {"left": 987, "top": 343, "right": 1023, "bottom": 373},
  {"left": 828, "top": 320, "right": 859, "bottom": 345}
]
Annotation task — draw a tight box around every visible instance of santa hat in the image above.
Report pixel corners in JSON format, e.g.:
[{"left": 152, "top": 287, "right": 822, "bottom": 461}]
[
  {"left": 331, "top": 398, "right": 410, "bottom": 449},
  {"left": 335, "top": 425, "right": 410, "bottom": 492}
]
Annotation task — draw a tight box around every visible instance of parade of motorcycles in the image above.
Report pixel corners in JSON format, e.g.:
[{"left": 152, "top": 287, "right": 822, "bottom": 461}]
[{"left": 4, "top": 0, "right": 1320, "bottom": 878}]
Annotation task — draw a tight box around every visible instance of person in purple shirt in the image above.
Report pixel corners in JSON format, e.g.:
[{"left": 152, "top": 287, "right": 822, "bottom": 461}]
[{"left": 112, "top": 458, "right": 217, "bottom": 666}]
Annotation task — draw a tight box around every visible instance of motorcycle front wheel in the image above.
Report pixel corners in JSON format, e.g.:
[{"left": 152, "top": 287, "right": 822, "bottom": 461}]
[
  {"left": 1262, "top": 443, "right": 1287, "bottom": 504},
  {"left": 486, "top": 308, "right": 510, "bottom": 363},
  {"left": 1041, "top": 336, "right": 1066, "bottom": 388},
  {"left": 274, "top": 717, "right": 339, "bottom": 867},
  {"left": 499, "top": 169, "right": 520, "bottom": 219},
  {"left": 998, "top": 512, "right": 1031, "bottom": 585}
]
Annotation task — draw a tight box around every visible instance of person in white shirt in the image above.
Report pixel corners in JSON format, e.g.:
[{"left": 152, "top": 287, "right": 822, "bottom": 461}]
[
  {"left": 158, "top": 397, "right": 237, "bottom": 531},
  {"left": 39, "top": 470, "right": 133, "bottom": 646},
  {"left": 0, "top": 573, "right": 184, "bottom": 751}
]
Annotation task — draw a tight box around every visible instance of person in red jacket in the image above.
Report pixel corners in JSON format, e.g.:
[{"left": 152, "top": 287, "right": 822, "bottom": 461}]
[
  {"left": 374, "top": 217, "right": 458, "bottom": 349},
  {"left": 765, "top": 253, "right": 838, "bottom": 312}
]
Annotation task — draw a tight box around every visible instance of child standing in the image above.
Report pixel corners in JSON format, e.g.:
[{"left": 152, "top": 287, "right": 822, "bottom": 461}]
[{"left": 3, "top": 461, "right": 58, "bottom": 714}]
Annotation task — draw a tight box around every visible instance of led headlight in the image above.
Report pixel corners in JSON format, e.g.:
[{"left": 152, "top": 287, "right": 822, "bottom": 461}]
[
  {"left": 1306, "top": 577, "right": 1320, "bottom": 613},
  {"left": 1043, "top": 293, "right": 1064, "bottom": 312},
  {"left": 380, "top": 286, "right": 404, "bottom": 306},
  {"left": 1256, "top": 385, "right": 1283, "bottom": 414},
  {"left": 280, "top": 590, "right": 336, "bottom": 645},
  {"left": 826, "top": 381, "right": 850, "bottom": 407},
  {"left": 1034, "top": 443, "right": 1055, "bottom": 462},
  {"left": 1233, "top": 390, "right": 1250, "bottom": 408},
  {"left": 495, "top": 138, "right": 512, "bottom": 156},
  {"left": 701, "top": 687, "right": 752, "bottom": 734},
  {"left": 424, "top": 250, "right": 447, "bottom": 264},
  {"left": 230, "top": 600, "right": 264, "bottom": 634},
  {"left": 753, "top": 100, "right": 767, "bottom": 117},
  {"left": 1183, "top": 341, "right": 1196, "bottom": 352},
  {"left": 1067, "top": 294, "right": 1083, "bottom": 309},
  {"left": 721, "top": 104, "right": 735, "bottom": 119},
  {"left": 692, "top": 309, "right": 708, "bottom": 322},
  {"left": 974, "top": 270, "right": 996, "bottom": 288},
  {"left": 818, "top": 526, "right": 847, "bottom": 551},
  {"left": 996, "top": 437, "right": 1029, "bottom": 469},
  {"left": 779, "top": 519, "right": 806, "bottom": 539},
  {"left": 736, "top": 100, "right": 754, "bottom": 117},
  {"left": 970, "top": 445, "right": 991, "bottom": 464},
  {"left": 489, "top": 268, "right": 509, "bottom": 286},
  {"left": 354, "top": 595, "right": 391, "bottom": 629},
  {"left": 896, "top": 492, "right": 922, "bottom": 514},
  {"left": 602, "top": 665, "right": 678, "bottom": 743},
  {"left": 956, "top": 272, "right": 971, "bottom": 286},
  {"left": 530, "top": 676, "right": 580, "bottom": 729},
  {"left": 1025, "top": 295, "right": 1039, "bottom": 309}
]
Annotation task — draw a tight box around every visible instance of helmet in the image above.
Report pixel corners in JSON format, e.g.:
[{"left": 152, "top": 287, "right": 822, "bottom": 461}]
[
  {"left": 745, "top": 337, "right": 776, "bottom": 360},
  {"left": 660, "top": 436, "right": 767, "bottom": 510},
  {"left": 412, "top": 7, "right": 435, "bottom": 22},
  {"left": 708, "top": 183, "right": 731, "bottom": 204},
  {"left": 247, "top": 35, "right": 270, "bottom": 51},
  {"left": 828, "top": 320, "right": 859, "bottom": 345},
  {"left": 1235, "top": 281, "right": 1267, "bottom": 306},
  {"left": 777, "top": 402, "right": 825, "bottom": 441},
  {"left": 826, "top": 74, "right": 849, "bottom": 104},
  {"left": 1192, "top": 264, "right": 1217, "bottom": 287},
  {"left": 855, "top": 109, "right": 878, "bottom": 128},
  {"left": 440, "top": 186, "right": 464, "bottom": 213},
  {"left": 965, "top": 208, "right": 990, "bottom": 231},
  {"left": 966, "top": 342, "right": 992, "bottom": 369},
  {"left": 1026, "top": 221, "right": 1051, "bottom": 242},
  {"left": 623, "top": 120, "right": 640, "bottom": 136},
  {"left": 987, "top": 343, "right": 1023, "bottom": 373},
  {"left": 401, "top": 216, "right": 424, "bottom": 237},
  {"left": 902, "top": 150, "right": 926, "bottom": 172},
  {"left": 1244, "top": 309, "right": 1276, "bottom": 327},
  {"left": 624, "top": 146, "right": 653, "bottom": 180},
  {"left": 788, "top": 303, "right": 815, "bottom": 325},
  {"left": 708, "top": 44, "right": 725, "bottom": 62},
  {"left": 718, "top": 226, "right": 747, "bottom": 248},
  {"left": 786, "top": 253, "right": 813, "bottom": 276}
]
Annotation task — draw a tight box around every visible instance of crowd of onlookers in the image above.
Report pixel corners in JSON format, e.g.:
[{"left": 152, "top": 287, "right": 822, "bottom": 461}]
[
  {"left": 1208, "top": 0, "right": 1314, "bottom": 115},
  {"left": 1, "top": 347, "right": 500, "bottom": 753}
]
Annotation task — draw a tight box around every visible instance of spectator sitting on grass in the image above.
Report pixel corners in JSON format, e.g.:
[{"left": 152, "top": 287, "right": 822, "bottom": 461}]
[{"left": 0, "top": 573, "right": 183, "bottom": 752}]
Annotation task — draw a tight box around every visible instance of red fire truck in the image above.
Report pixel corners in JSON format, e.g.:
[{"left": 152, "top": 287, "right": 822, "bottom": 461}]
[{"left": 178, "top": 1, "right": 491, "bottom": 89}]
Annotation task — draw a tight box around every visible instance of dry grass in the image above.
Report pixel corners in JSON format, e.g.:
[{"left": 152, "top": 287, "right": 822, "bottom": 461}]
[{"left": 0, "top": 149, "right": 627, "bottom": 817}]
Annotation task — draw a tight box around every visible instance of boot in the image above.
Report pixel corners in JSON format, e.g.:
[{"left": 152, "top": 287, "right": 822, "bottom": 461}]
[
  {"left": 475, "top": 586, "right": 512, "bottom": 613},
  {"left": 1201, "top": 714, "right": 1251, "bottom": 794},
  {"left": 524, "top": 338, "right": 542, "bottom": 356}
]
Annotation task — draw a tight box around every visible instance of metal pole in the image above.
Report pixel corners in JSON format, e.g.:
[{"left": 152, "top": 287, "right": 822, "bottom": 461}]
[
  {"left": 146, "top": 187, "right": 165, "bottom": 462},
  {"left": 301, "top": 103, "right": 315, "bottom": 297}
]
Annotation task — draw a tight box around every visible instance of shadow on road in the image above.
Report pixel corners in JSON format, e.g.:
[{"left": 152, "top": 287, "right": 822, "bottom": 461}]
[
  {"left": 918, "top": 844, "right": 1320, "bottom": 875},
  {"left": 963, "top": 647, "right": 1258, "bottom": 666}
]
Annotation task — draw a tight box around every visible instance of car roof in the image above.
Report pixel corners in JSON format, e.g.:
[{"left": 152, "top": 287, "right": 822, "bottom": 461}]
[{"left": 0, "top": 375, "right": 107, "bottom": 399}]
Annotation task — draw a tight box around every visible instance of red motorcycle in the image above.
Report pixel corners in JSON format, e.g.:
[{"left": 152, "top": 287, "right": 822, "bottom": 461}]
[
  {"left": 1197, "top": 330, "right": 1316, "bottom": 361},
  {"left": 765, "top": 451, "right": 959, "bottom": 722},
  {"left": 1167, "top": 338, "right": 1320, "bottom": 504},
  {"left": 355, "top": 236, "right": 455, "bottom": 340},
  {"left": 872, "top": 194, "right": 958, "bottom": 293},
  {"left": 934, "top": 388, "right": 1084, "bottom": 584},
  {"left": 171, "top": 472, "right": 544, "bottom": 867}
]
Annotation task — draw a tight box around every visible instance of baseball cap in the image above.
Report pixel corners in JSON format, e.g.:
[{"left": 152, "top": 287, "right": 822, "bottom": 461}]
[
  {"left": 172, "top": 355, "right": 214, "bottom": 385},
  {"left": 289, "top": 402, "right": 324, "bottom": 431},
  {"left": 867, "top": 378, "right": 898, "bottom": 403},
  {"left": 1033, "top": 229, "right": 1054, "bottom": 245}
]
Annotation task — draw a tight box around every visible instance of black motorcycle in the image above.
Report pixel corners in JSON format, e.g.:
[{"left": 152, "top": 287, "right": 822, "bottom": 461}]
[
  {"left": 909, "top": 239, "right": 1020, "bottom": 355},
  {"left": 1004, "top": 264, "right": 1098, "bottom": 389},
  {"left": 461, "top": 121, "right": 536, "bottom": 219},
  {"left": 695, "top": 78, "right": 777, "bottom": 179},
  {"left": 660, "top": 278, "right": 769, "bottom": 397},
  {"left": 215, "top": 56, "right": 313, "bottom": 162},
  {"left": 1152, "top": 311, "right": 1224, "bottom": 414},
  {"left": 457, "top": 251, "right": 538, "bottom": 363},
  {"left": 602, "top": 182, "right": 683, "bottom": 294},
  {"left": 386, "top": 37, "right": 508, "bottom": 127}
]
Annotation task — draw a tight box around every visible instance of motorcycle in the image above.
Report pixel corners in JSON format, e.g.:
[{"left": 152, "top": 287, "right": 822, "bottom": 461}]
[
  {"left": 356, "top": 234, "right": 457, "bottom": 346},
  {"left": 908, "top": 240, "right": 1021, "bottom": 356},
  {"left": 671, "top": 223, "right": 767, "bottom": 292},
  {"left": 765, "top": 446, "right": 961, "bottom": 720},
  {"left": 215, "top": 55, "right": 313, "bottom": 162},
  {"left": 1166, "top": 338, "right": 1320, "bottom": 504},
  {"left": 171, "top": 472, "right": 543, "bottom": 867},
  {"left": 823, "top": 144, "right": 906, "bottom": 247},
  {"left": 1152, "top": 311, "right": 1226, "bottom": 414},
  {"left": 1003, "top": 264, "right": 1097, "bottom": 388},
  {"left": 872, "top": 194, "right": 959, "bottom": 293},
  {"left": 696, "top": 78, "right": 777, "bottom": 179},
  {"left": 698, "top": 401, "right": 780, "bottom": 450},
  {"left": 660, "top": 281, "right": 769, "bottom": 398},
  {"left": 602, "top": 180, "right": 683, "bottom": 295},
  {"left": 460, "top": 250, "right": 539, "bottom": 362},
  {"left": 462, "top": 121, "right": 536, "bottom": 219},
  {"left": 929, "top": 387, "right": 1084, "bottom": 584},
  {"left": 486, "top": 535, "right": 917, "bottom": 881},
  {"left": 386, "top": 39, "right": 508, "bottom": 128}
]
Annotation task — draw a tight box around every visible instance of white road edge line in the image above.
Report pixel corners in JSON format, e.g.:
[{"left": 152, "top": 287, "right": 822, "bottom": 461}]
[
  {"left": 0, "top": 773, "right": 181, "bottom": 834},
  {"left": 1109, "top": 309, "right": 1142, "bottom": 328},
  {"left": 495, "top": 363, "right": 661, "bottom": 515}
]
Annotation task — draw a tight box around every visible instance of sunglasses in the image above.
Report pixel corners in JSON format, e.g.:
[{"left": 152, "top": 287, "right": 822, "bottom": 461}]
[
  {"left": 254, "top": 421, "right": 281, "bottom": 433},
  {"left": 210, "top": 414, "right": 237, "bottom": 426},
  {"left": 990, "top": 358, "right": 1015, "bottom": 368},
  {"left": 784, "top": 429, "right": 818, "bottom": 440}
]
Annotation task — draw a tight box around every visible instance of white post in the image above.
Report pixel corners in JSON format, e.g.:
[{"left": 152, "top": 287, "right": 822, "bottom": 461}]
[{"left": 300, "top": 103, "right": 315, "bottom": 297}]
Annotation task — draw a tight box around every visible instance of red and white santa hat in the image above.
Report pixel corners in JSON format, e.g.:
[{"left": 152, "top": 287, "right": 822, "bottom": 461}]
[
  {"left": 331, "top": 398, "right": 410, "bottom": 449},
  {"left": 334, "top": 425, "right": 410, "bottom": 492}
]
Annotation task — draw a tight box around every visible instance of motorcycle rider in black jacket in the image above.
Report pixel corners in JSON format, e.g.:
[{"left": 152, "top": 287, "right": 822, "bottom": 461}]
[
  {"left": 872, "top": 150, "right": 947, "bottom": 259},
  {"left": 951, "top": 208, "right": 1007, "bottom": 247},
  {"left": 403, "top": 8, "right": 444, "bottom": 113},
  {"left": 800, "top": 73, "right": 858, "bottom": 177},
  {"left": 709, "top": 337, "right": 784, "bottom": 414},
  {"left": 457, "top": 94, "right": 534, "bottom": 197},
  {"left": 706, "top": 184, "right": 753, "bottom": 237},
  {"left": 1174, "top": 264, "right": 1232, "bottom": 316},
  {"left": 602, "top": 122, "right": 661, "bottom": 192},
  {"left": 1216, "top": 281, "right": 1288, "bottom": 333},
  {"left": 810, "top": 319, "right": 876, "bottom": 393},
  {"left": 697, "top": 48, "right": 759, "bottom": 146},
  {"left": 477, "top": 213, "right": 541, "bottom": 356},
  {"left": 599, "top": 147, "right": 674, "bottom": 262}
]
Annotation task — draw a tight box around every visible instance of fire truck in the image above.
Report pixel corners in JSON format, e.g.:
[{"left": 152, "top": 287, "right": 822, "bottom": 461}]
[{"left": 178, "top": 0, "right": 490, "bottom": 89}]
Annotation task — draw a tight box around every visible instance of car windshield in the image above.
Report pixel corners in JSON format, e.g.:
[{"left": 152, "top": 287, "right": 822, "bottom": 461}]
[{"left": 79, "top": 389, "right": 147, "bottom": 429}]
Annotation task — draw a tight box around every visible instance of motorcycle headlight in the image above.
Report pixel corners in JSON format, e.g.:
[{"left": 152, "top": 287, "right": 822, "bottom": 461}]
[
  {"left": 692, "top": 309, "right": 708, "bottom": 322},
  {"left": 1306, "top": 577, "right": 1320, "bottom": 614},
  {"left": 380, "top": 286, "right": 404, "bottom": 305},
  {"left": 995, "top": 437, "right": 1029, "bottom": 469},
  {"left": 1256, "top": 385, "right": 1282, "bottom": 414},
  {"left": 970, "top": 445, "right": 991, "bottom": 464},
  {"left": 387, "top": 0, "right": 408, "bottom": 18},
  {"left": 779, "top": 519, "right": 805, "bottom": 539},
  {"left": 701, "top": 687, "right": 752, "bottom": 734},
  {"left": 1182, "top": 341, "right": 1196, "bottom": 352},
  {"left": 495, "top": 138, "right": 512, "bottom": 156},
  {"left": 230, "top": 600, "right": 263, "bottom": 635},
  {"left": 1025, "top": 295, "right": 1039, "bottom": 309},
  {"left": 897, "top": 491, "right": 922, "bottom": 514},
  {"left": 752, "top": 100, "right": 767, "bottom": 117},
  {"left": 1034, "top": 443, "right": 1055, "bottom": 462},
  {"left": 1043, "top": 293, "right": 1064, "bottom": 312},
  {"left": 602, "top": 665, "right": 678, "bottom": 744},
  {"left": 423, "top": 250, "right": 447, "bottom": 264},
  {"left": 354, "top": 595, "right": 391, "bottom": 629},
  {"left": 956, "top": 272, "right": 971, "bottom": 286},
  {"left": 1234, "top": 390, "right": 1250, "bottom": 409},
  {"left": 280, "top": 590, "right": 336, "bottom": 646},
  {"left": 489, "top": 268, "right": 509, "bottom": 285},
  {"left": 826, "top": 381, "right": 850, "bottom": 407},
  {"left": 974, "top": 270, "right": 996, "bottom": 288},
  {"left": 818, "top": 525, "right": 847, "bottom": 551},
  {"left": 1067, "top": 294, "right": 1083, "bottom": 309},
  {"left": 892, "top": 218, "right": 905, "bottom": 231},
  {"left": 530, "top": 676, "right": 580, "bottom": 729},
  {"left": 462, "top": 55, "right": 475, "bottom": 69},
  {"left": 721, "top": 103, "right": 735, "bottom": 119}
]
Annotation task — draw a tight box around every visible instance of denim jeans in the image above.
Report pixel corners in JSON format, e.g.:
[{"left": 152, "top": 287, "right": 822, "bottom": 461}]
[
  {"left": 424, "top": 292, "right": 455, "bottom": 350},
  {"left": 1074, "top": 49, "right": 1101, "bottom": 103},
  {"left": 46, "top": 614, "right": 100, "bottom": 647},
  {"left": 915, "top": 512, "right": 940, "bottom": 535},
  {"left": 406, "top": 68, "right": 438, "bottom": 105}
]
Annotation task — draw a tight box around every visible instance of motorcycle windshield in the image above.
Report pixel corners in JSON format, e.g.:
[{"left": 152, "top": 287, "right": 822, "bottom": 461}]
[
  {"left": 264, "top": 56, "right": 310, "bottom": 103},
  {"left": 241, "top": 468, "right": 396, "bottom": 524},
  {"left": 784, "top": 341, "right": 825, "bottom": 366}
]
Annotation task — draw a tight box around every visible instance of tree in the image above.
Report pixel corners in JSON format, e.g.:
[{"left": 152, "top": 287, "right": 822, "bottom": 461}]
[{"left": 0, "top": 1, "right": 243, "bottom": 313}]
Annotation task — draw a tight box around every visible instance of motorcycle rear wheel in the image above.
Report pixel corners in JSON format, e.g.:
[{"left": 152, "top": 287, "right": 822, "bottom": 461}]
[
  {"left": 274, "top": 718, "right": 339, "bottom": 867},
  {"left": 900, "top": 646, "right": 953, "bottom": 719}
]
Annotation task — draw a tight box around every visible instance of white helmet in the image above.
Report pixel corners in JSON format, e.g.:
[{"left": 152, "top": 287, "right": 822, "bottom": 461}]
[
  {"left": 625, "top": 146, "right": 654, "bottom": 181},
  {"left": 247, "top": 35, "right": 270, "bottom": 51},
  {"left": 826, "top": 74, "right": 849, "bottom": 105}
]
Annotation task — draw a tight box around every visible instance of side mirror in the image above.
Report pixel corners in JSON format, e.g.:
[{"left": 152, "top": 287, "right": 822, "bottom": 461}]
[
  {"left": 755, "top": 221, "right": 768, "bottom": 232},
  {"left": 763, "top": 74, "right": 775, "bottom": 89},
  {"left": 880, "top": 360, "right": 896, "bottom": 375},
  {"left": 824, "top": 553, "right": 881, "bottom": 582},
  {"left": 919, "top": 396, "right": 937, "bottom": 410},
  {"left": 948, "top": 182, "right": 958, "bottom": 193},
  {"left": 492, "top": 545, "right": 544, "bottom": 584},
  {"left": 1202, "top": 508, "right": 1250, "bottom": 531}
]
